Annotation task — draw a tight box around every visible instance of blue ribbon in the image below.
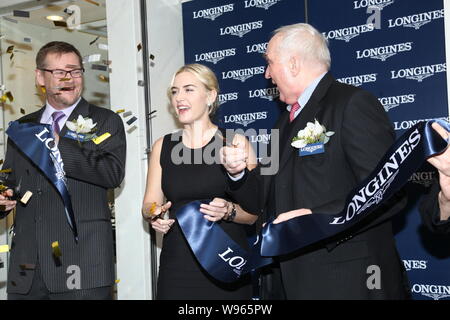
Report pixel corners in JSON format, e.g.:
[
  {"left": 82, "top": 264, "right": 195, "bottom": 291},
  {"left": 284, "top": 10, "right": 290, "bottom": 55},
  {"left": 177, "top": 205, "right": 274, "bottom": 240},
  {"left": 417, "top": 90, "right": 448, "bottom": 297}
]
[
  {"left": 6, "top": 121, "right": 78, "bottom": 242},
  {"left": 260, "top": 119, "right": 449, "bottom": 256},
  {"left": 175, "top": 119, "right": 449, "bottom": 283},
  {"left": 176, "top": 200, "right": 273, "bottom": 283}
]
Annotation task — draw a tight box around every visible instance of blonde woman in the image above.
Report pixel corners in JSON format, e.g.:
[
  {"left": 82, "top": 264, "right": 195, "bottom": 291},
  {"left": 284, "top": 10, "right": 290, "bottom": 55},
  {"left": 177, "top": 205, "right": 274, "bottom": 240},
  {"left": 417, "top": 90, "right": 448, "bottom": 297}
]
[{"left": 142, "top": 64, "right": 258, "bottom": 300}]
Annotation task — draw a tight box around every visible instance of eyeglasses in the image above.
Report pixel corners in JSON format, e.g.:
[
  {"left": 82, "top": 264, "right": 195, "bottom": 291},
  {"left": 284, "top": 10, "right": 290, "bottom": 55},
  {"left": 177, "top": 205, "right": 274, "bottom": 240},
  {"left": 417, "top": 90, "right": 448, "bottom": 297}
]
[{"left": 40, "top": 68, "right": 85, "bottom": 79}]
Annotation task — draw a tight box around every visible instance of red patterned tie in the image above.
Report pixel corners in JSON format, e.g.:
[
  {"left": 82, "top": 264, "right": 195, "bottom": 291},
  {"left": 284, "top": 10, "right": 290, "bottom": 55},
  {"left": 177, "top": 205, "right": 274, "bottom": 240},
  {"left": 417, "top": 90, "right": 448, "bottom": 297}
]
[{"left": 289, "top": 102, "right": 300, "bottom": 122}]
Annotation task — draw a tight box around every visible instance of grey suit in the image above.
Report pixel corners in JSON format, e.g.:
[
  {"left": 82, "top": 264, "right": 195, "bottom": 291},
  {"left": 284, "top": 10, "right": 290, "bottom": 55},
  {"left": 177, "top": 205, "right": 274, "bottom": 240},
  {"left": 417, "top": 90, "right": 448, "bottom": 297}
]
[{"left": 1, "top": 98, "right": 126, "bottom": 295}]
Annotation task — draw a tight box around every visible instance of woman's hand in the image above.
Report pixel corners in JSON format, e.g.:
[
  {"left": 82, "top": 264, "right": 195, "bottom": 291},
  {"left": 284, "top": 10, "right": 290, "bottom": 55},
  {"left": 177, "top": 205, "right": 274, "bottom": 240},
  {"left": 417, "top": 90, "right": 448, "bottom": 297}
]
[
  {"left": 199, "top": 198, "right": 231, "bottom": 222},
  {"left": 150, "top": 217, "right": 175, "bottom": 234}
]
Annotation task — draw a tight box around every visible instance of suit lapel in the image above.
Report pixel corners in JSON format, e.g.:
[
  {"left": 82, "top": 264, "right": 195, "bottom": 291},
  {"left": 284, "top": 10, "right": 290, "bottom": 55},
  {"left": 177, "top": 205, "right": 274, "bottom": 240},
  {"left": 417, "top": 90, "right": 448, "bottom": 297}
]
[
  {"left": 277, "top": 73, "right": 335, "bottom": 173},
  {"left": 59, "top": 98, "right": 90, "bottom": 137}
]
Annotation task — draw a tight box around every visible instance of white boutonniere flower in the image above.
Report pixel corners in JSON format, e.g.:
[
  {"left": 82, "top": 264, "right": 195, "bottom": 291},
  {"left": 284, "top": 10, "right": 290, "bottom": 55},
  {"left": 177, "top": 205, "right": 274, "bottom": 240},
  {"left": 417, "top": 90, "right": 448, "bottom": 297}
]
[
  {"left": 66, "top": 115, "right": 97, "bottom": 134},
  {"left": 65, "top": 115, "right": 97, "bottom": 143},
  {"left": 291, "top": 119, "right": 335, "bottom": 149}
]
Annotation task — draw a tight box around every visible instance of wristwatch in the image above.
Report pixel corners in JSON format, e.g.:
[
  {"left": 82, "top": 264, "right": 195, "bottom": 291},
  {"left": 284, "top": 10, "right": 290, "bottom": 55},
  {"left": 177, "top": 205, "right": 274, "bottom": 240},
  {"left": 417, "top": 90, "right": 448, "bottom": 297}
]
[{"left": 225, "top": 203, "right": 237, "bottom": 222}]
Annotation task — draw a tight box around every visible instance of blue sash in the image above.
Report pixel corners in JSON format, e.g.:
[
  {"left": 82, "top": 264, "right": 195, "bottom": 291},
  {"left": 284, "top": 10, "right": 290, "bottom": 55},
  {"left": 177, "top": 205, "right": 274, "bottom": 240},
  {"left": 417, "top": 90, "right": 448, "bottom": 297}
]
[
  {"left": 176, "top": 200, "right": 273, "bottom": 283},
  {"left": 6, "top": 121, "right": 78, "bottom": 242},
  {"left": 174, "top": 119, "right": 449, "bottom": 282},
  {"left": 261, "top": 119, "right": 449, "bottom": 256}
]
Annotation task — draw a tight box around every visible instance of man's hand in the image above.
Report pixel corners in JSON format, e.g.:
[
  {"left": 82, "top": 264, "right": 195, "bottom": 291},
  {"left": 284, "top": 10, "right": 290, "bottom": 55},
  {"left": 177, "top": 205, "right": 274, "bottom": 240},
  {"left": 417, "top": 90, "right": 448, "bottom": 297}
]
[
  {"left": 0, "top": 189, "right": 16, "bottom": 212},
  {"left": 220, "top": 138, "right": 248, "bottom": 177},
  {"left": 273, "top": 208, "right": 312, "bottom": 224},
  {"left": 427, "top": 122, "right": 450, "bottom": 221},
  {"left": 427, "top": 122, "right": 450, "bottom": 176}
]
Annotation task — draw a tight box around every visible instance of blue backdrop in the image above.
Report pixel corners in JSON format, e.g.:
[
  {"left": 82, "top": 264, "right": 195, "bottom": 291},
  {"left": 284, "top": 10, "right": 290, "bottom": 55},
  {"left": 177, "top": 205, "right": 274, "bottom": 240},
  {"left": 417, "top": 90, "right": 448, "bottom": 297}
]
[{"left": 182, "top": 0, "right": 450, "bottom": 300}]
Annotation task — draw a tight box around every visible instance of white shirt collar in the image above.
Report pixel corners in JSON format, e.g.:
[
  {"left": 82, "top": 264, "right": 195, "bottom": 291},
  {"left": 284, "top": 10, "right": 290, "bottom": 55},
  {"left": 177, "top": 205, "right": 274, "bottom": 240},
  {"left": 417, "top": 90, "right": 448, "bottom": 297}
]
[{"left": 287, "top": 72, "right": 327, "bottom": 112}]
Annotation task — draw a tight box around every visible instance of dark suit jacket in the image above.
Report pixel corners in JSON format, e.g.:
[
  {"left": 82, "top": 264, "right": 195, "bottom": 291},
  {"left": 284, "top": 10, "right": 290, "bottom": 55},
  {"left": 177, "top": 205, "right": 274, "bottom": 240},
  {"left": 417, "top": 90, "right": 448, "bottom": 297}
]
[
  {"left": 420, "top": 180, "right": 450, "bottom": 234},
  {"left": 229, "top": 73, "right": 410, "bottom": 299},
  {"left": 0, "top": 98, "right": 126, "bottom": 294}
]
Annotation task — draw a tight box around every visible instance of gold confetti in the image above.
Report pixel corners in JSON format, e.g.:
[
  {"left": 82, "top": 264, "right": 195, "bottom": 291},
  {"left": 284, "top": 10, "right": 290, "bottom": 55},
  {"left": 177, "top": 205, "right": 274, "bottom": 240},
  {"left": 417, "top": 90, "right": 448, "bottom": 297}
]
[
  {"left": 0, "top": 245, "right": 9, "bottom": 253},
  {"left": 98, "top": 75, "right": 109, "bottom": 82},
  {"left": 92, "top": 132, "right": 111, "bottom": 145},
  {"left": 115, "top": 279, "right": 120, "bottom": 284},
  {"left": 0, "top": 185, "right": 7, "bottom": 192},
  {"left": 0, "top": 169, "right": 12, "bottom": 173},
  {"left": 40, "top": 86, "right": 46, "bottom": 94},
  {"left": 149, "top": 202, "right": 157, "bottom": 215},
  {"left": 1, "top": 91, "right": 14, "bottom": 103},
  {"left": 51, "top": 241, "right": 62, "bottom": 257},
  {"left": 137, "top": 43, "right": 142, "bottom": 51},
  {"left": 20, "top": 191, "right": 33, "bottom": 205},
  {"left": 115, "top": 109, "right": 125, "bottom": 114},
  {"left": 20, "top": 108, "right": 25, "bottom": 115},
  {"left": 53, "top": 21, "right": 67, "bottom": 27},
  {"left": 19, "top": 264, "right": 35, "bottom": 270}
]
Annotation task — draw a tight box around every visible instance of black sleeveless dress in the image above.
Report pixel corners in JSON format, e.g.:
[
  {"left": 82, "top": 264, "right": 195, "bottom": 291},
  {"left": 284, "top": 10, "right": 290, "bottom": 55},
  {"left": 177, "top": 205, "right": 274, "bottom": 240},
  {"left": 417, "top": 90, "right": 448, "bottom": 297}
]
[{"left": 156, "top": 129, "right": 252, "bottom": 300}]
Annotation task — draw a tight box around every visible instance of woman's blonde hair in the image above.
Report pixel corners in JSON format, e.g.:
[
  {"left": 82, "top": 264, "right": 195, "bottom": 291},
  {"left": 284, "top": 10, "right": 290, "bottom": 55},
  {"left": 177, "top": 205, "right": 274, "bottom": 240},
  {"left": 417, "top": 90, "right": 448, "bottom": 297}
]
[{"left": 168, "top": 63, "right": 220, "bottom": 116}]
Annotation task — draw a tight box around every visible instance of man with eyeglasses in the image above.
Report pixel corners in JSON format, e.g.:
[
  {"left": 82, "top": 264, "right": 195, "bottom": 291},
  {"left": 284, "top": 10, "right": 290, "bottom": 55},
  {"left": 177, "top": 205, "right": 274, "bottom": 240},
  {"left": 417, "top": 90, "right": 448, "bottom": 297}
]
[{"left": 0, "top": 41, "right": 126, "bottom": 299}]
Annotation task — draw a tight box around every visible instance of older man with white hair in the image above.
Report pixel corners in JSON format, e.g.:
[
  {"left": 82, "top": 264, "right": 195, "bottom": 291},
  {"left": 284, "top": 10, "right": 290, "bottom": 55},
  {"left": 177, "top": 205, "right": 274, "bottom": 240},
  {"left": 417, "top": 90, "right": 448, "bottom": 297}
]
[{"left": 221, "top": 23, "right": 410, "bottom": 299}]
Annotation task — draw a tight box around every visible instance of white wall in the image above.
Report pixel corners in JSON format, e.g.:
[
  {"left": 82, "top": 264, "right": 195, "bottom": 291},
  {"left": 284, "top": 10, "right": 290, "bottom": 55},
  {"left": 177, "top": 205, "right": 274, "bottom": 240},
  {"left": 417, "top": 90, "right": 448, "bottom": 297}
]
[
  {"left": 108, "top": 0, "right": 184, "bottom": 299},
  {"left": 146, "top": 0, "right": 185, "bottom": 263}
]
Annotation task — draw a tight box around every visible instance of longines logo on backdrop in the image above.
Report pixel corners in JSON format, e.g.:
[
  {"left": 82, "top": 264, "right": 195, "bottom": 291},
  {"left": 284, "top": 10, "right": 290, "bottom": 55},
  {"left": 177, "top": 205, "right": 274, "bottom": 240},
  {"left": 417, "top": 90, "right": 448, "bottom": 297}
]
[
  {"left": 388, "top": 9, "right": 444, "bottom": 30},
  {"left": 194, "top": 48, "right": 236, "bottom": 64},
  {"left": 220, "top": 20, "right": 263, "bottom": 38},
  {"left": 337, "top": 73, "right": 377, "bottom": 87},
  {"left": 224, "top": 111, "right": 268, "bottom": 127},
  {"left": 356, "top": 42, "right": 413, "bottom": 62},
  {"left": 249, "top": 87, "right": 279, "bottom": 101},
  {"left": 192, "top": 3, "right": 234, "bottom": 21},
  {"left": 391, "top": 63, "right": 446, "bottom": 82},
  {"left": 222, "top": 66, "right": 265, "bottom": 82},
  {"left": 403, "top": 260, "right": 427, "bottom": 271},
  {"left": 244, "top": 0, "right": 281, "bottom": 10},
  {"left": 246, "top": 42, "right": 268, "bottom": 54},
  {"left": 378, "top": 93, "right": 415, "bottom": 112},
  {"left": 218, "top": 92, "right": 239, "bottom": 106},
  {"left": 394, "top": 116, "right": 449, "bottom": 131},
  {"left": 323, "top": 23, "right": 374, "bottom": 42},
  {"left": 408, "top": 171, "right": 435, "bottom": 188},
  {"left": 411, "top": 284, "right": 450, "bottom": 300},
  {"left": 353, "top": 0, "right": 394, "bottom": 10}
]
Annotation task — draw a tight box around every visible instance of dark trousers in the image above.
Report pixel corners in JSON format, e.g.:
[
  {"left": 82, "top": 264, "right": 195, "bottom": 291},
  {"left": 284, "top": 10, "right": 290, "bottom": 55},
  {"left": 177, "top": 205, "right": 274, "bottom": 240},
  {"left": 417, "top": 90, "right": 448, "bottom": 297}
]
[{"left": 7, "top": 264, "right": 113, "bottom": 300}]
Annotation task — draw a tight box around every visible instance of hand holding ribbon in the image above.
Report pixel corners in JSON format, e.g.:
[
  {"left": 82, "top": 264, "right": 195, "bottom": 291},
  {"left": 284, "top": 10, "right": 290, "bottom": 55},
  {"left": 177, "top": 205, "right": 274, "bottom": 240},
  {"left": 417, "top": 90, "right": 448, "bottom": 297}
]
[
  {"left": 273, "top": 208, "right": 312, "bottom": 224},
  {"left": 199, "top": 197, "right": 230, "bottom": 222},
  {"left": 426, "top": 122, "right": 450, "bottom": 221}
]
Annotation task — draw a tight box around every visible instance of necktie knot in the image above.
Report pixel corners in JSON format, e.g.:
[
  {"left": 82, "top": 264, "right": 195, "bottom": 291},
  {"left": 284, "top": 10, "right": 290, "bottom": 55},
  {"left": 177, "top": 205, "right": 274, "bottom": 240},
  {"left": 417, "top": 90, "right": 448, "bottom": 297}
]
[
  {"left": 289, "top": 102, "right": 301, "bottom": 123},
  {"left": 51, "top": 111, "right": 65, "bottom": 134}
]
